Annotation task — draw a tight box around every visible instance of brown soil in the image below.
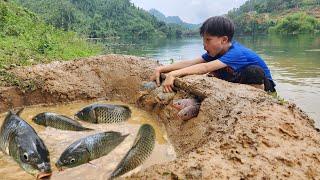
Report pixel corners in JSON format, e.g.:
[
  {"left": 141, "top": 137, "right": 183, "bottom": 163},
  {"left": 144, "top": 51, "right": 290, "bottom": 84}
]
[{"left": 1, "top": 54, "right": 319, "bottom": 179}]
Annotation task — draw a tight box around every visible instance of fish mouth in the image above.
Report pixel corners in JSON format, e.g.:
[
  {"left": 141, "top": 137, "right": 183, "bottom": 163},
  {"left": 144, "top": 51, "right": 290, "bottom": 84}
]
[
  {"left": 74, "top": 113, "right": 80, "bottom": 120},
  {"left": 57, "top": 167, "right": 65, "bottom": 172},
  {"left": 55, "top": 162, "right": 65, "bottom": 171},
  {"left": 170, "top": 104, "right": 180, "bottom": 110},
  {"left": 36, "top": 172, "right": 52, "bottom": 179}
]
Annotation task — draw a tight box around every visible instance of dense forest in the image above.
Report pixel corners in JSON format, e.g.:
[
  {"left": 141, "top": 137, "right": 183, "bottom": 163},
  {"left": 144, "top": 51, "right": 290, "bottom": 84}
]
[
  {"left": 227, "top": 0, "right": 320, "bottom": 34},
  {"left": 11, "top": 0, "right": 194, "bottom": 39}
]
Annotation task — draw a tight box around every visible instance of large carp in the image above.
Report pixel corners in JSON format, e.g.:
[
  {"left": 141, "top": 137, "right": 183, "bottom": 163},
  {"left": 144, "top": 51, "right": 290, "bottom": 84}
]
[
  {"left": 110, "top": 124, "right": 155, "bottom": 178},
  {"left": 0, "top": 109, "right": 52, "bottom": 179},
  {"left": 56, "top": 131, "right": 128, "bottom": 169},
  {"left": 75, "top": 104, "right": 131, "bottom": 123},
  {"left": 32, "top": 112, "right": 92, "bottom": 131}
]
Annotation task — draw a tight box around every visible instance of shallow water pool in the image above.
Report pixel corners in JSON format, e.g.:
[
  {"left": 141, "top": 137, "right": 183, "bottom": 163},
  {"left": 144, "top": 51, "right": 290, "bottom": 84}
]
[{"left": 0, "top": 100, "right": 176, "bottom": 179}]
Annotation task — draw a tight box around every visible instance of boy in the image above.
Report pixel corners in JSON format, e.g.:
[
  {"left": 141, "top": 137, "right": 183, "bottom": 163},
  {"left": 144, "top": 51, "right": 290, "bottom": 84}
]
[{"left": 150, "top": 16, "right": 276, "bottom": 93}]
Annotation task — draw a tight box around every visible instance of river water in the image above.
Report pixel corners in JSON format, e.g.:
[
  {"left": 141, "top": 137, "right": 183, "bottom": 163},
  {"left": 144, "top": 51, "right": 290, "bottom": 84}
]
[
  {"left": 102, "top": 34, "right": 320, "bottom": 128},
  {"left": 0, "top": 100, "right": 175, "bottom": 179}
]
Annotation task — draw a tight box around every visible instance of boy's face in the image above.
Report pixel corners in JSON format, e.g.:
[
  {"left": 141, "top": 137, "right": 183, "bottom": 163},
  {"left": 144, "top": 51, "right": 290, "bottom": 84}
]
[{"left": 202, "top": 33, "right": 229, "bottom": 57}]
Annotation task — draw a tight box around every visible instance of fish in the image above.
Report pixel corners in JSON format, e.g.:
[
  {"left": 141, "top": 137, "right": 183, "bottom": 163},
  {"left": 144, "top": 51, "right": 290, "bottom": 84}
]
[
  {"left": 172, "top": 98, "right": 199, "bottom": 110},
  {"left": 140, "top": 81, "right": 157, "bottom": 91},
  {"left": 56, "top": 131, "right": 128, "bottom": 169},
  {"left": 32, "top": 112, "right": 92, "bottom": 131},
  {"left": 152, "top": 87, "right": 175, "bottom": 104},
  {"left": 75, "top": 104, "right": 131, "bottom": 123},
  {"left": 177, "top": 105, "right": 200, "bottom": 121},
  {"left": 0, "top": 109, "right": 52, "bottom": 179},
  {"left": 110, "top": 124, "right": 155, "bottom": 179}
]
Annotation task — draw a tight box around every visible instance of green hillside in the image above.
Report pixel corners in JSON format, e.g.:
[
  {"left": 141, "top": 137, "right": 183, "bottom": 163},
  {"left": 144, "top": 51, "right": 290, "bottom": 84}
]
[
  {"left": 0, "top": 1, "right": 101, "bottom": 70},
  {"left": 227, "top": 0, "right": 320, "bottom": 34},
  {"left": 12, "top": 0, "right": 192, "bottom": 39}
]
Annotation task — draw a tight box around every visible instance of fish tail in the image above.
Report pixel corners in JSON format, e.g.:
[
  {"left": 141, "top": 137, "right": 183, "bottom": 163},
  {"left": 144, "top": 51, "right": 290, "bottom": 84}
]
[
  {"left": 8, "top": 107, "right": 24, "bottom": 117},
  {"left": 119, "top": 133, "right": 129, "bottom": 141},
  {"left": 16, "top": 108, "right": 24, "bottom": 116},
  {"left": 121, "top": 105, "right": 132, "bottom": 115},
  {"left": 83, "top": 127, "right": 94, "bottom": 131}
]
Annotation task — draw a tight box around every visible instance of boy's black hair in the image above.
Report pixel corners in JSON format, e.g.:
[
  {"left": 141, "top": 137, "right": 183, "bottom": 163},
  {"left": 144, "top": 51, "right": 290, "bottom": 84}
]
[{"left": 200, "top": 16, "right": 235, "bottom": 42}]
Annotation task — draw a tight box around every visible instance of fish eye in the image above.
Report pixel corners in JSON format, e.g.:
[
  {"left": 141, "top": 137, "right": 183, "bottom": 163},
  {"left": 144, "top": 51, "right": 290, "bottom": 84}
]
[
  {"left": 184, "top": 113, "right": 187, "bottom": 116},
  {"left": 70, "top": 158, "right": 75, "bottom": 163},
  {"left": 23, "top": 152, "right": 29, "bottom": 161},
  {"left": 178, "top": 102, "right": 181, "bottom": 105}
]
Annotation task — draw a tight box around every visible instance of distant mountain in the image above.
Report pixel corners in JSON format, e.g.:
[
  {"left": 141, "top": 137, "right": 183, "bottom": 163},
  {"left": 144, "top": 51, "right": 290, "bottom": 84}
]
[
  {"left": 166, "top": 16, "right": 184, "bottom": 24},
  {"left": 148, "top": 8, "right": 167, "bottom": 22},
  {"left": 149, "top": 9, "right": 199, "bottom": 29}
]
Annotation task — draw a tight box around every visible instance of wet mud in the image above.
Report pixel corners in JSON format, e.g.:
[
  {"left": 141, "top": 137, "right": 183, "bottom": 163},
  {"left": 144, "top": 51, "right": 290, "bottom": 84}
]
[{"left": 0, "top": 100, "right": 175, "bottom": 179}]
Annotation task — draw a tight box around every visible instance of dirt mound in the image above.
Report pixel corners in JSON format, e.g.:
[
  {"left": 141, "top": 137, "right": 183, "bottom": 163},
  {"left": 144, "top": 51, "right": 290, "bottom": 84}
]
[
  {"left": 0, "top": 54, "right": 157, "bottom": 111},
  {"left": 0, "top": 54, "right": 319, "bottom": 179}
]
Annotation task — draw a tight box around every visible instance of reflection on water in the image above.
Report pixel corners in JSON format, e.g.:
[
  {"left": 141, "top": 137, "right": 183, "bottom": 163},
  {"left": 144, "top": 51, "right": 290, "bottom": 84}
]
[
  {"left": 97, "top": 34, "right": 320, "bottom": 128},
  {"left": 0, "top": 100, "right": 176, "bottom": 180}
]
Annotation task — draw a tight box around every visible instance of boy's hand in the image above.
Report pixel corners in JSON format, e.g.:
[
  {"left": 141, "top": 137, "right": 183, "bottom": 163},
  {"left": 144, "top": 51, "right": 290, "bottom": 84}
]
[
  {"left": 150, "top": 67, "right": 162, "bottom": 86},
  {"left": 162, "top": 73, "right": 175, "bottom": 93}
]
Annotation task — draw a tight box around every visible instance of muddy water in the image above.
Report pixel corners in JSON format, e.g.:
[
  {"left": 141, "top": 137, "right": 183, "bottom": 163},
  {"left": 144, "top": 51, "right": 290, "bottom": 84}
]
[{"left": 0, "top": 100, "right": 176, "bottom": 180}]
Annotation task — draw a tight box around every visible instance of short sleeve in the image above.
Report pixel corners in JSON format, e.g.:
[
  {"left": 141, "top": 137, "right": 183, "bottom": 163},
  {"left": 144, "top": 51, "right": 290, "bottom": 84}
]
[{"left": 201, "top": 53, "right": 219, "bottom": 62}]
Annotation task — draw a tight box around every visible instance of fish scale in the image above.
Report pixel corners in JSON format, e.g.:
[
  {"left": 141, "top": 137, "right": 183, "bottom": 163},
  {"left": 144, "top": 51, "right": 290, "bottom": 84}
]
[
  {"left": 0, "top": 118, "right": 18, "bottom": 154},
  {"left": 48, "top": 116, "right": 67, "bottom": 129},
  {"left": 87, "top": 132, "right": 126, "bottom": 159},
  {"left": 56, "top": 131, "right": 128, "bottom": 169},
  {"left": 85, "top": 133, "right": 115, "bottom": 159},
  {"left": 75, "top": 104, "right": 131, "bottom": 124},
  {"left": 110, "top": 124, "right": 155, "bottom": 178},
  {"left": 95, "top": 106, "right": 130, "bottom": 123},
  {"left": 32, "top": 112, "right": 91, "bottom": 131}
]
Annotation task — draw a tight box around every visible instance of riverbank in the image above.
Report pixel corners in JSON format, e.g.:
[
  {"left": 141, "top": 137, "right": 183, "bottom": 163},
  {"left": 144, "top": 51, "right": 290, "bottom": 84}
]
[{"left": 0, "top": 54, "right": 319, "bottom": 179}]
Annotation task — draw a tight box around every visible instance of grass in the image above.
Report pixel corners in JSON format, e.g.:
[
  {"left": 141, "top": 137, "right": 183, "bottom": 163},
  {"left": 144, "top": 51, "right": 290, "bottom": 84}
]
[
  {"left": 0, "top": 1, "right": 103, "bottom": 88},
  {"left": 269, "top": 92, "right": 288, "bottom": 105}
]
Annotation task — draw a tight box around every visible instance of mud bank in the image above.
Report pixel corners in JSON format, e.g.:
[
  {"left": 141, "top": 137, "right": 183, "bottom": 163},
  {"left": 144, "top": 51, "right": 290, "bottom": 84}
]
[{"left": 1, "top": 54, "right": 319, "bottom": 179}]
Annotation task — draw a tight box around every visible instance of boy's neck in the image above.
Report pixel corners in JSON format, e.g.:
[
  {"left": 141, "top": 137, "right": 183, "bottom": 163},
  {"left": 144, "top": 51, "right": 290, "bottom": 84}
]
[{"left": 219, "top": 42, "right": 232, "bottom": 56}]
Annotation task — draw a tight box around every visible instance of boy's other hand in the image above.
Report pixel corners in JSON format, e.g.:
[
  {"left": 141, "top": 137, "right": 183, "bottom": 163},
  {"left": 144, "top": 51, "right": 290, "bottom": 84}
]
[
  {"left": 162, "top": 73, "right": 175, "bottom": 93},
  {"left": 150, "top": 67, "right": 161, "bottom": 86}
]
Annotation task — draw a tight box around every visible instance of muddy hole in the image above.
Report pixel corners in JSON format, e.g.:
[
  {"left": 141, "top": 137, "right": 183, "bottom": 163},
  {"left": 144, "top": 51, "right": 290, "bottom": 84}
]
[{"left": 0, "top": 100, "right": 176, "bottom": 180}]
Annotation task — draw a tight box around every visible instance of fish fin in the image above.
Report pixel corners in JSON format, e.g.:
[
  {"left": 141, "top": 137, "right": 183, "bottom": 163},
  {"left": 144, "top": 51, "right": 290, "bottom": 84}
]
[
  {"left": 15, "top": 108, "right": 24, "bottom": 116},
  {"left": 131, "top": 133, "right": 141, "bottom": 149},
  {"left": 88, "top": 162, "right": 98, "bottom": 168},
  {"left": 70, "top": 141, "right": 84, "bottom": 152},
  {"left": 5, "top": 146, "right": 9, "bottom": 154},
  {"left": 83, "top": 127, "right": 93, "bottom": 131},
  {"left": 7, "top": 110, "right": 14, "bottom": 117},
  {"left": 5, "top": 109, "right": 17, "bottom": 121},
  {"left": 89, "top": 108, "right": 97, "bottom": 123}
]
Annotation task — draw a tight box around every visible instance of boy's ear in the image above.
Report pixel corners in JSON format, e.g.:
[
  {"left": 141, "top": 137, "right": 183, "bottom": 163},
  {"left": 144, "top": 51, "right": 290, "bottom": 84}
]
[{"left": 222, "top": 36, "right": 229, "bottom": 43}]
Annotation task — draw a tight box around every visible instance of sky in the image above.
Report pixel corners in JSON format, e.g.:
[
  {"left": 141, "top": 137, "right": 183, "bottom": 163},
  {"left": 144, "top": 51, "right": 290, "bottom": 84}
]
[{"left": 130, "top": 0, "right": 248, "bottom": 24}]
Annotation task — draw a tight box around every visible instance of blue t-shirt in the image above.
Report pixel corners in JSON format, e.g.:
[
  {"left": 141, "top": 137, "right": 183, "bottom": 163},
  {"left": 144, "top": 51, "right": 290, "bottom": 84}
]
[{"left": 202, "top": 41, "right": 273, "bottom": 81}]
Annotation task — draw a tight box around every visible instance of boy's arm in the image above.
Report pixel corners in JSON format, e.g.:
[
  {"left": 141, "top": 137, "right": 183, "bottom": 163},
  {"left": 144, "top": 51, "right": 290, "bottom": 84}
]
[
  {"left": 162, "top": 60, "right": 227, "bottom": 92},
  {"left": 151, "top": 57, "right": 205, "bottom": 86}
]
